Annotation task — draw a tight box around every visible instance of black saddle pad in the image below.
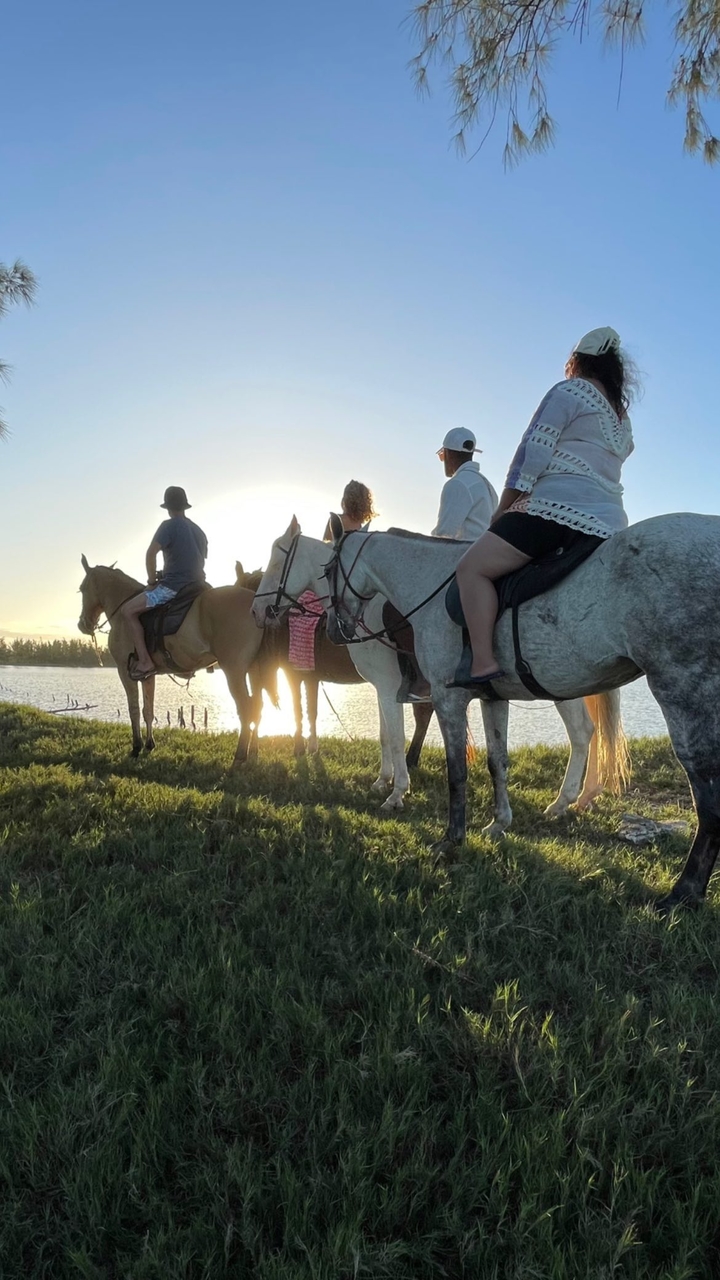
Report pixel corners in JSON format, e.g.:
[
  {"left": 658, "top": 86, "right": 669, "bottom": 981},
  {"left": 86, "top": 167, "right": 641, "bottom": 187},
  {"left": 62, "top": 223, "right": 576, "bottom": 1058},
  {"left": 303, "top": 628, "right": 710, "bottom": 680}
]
[
  {"left": 141, "top": 582, "right": 209, "bottom": 653},
  {"left": 446, "top": 536, "right": 602, "bottom": 628}
]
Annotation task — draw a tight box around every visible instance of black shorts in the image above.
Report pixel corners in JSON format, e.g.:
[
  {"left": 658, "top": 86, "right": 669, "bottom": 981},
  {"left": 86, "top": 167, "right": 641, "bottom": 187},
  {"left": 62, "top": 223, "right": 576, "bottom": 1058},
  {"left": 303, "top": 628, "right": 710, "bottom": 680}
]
[{"left": 491, "top": 511, "right": 604, "bottom": 559}]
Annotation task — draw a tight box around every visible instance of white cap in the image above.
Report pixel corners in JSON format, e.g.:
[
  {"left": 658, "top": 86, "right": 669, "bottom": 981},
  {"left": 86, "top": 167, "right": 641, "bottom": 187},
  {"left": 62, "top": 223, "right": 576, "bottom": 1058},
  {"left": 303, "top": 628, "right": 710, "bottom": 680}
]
[
  {"left": 438, "top": 428, "right": 480, "bottom": 455},
  {"left": 572, "top": 326, "right": 621, "bottom": 356}
]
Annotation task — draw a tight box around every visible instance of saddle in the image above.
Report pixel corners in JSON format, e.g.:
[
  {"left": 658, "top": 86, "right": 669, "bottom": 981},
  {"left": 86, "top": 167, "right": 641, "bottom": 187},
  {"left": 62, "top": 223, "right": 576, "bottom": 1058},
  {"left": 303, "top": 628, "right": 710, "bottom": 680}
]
[
  {"left": 445, "top": 536, "right": 603, "bottom": 699},
  {"left": 141, "top": 582, "right": 210, "bottom": 670}
]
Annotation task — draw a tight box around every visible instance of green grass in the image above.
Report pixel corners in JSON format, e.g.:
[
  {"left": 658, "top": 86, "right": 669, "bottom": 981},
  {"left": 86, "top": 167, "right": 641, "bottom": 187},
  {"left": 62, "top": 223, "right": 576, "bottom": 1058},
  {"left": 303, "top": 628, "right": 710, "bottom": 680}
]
[{"left": 0, "top": 705, "right": 719, "bottom": 1279}]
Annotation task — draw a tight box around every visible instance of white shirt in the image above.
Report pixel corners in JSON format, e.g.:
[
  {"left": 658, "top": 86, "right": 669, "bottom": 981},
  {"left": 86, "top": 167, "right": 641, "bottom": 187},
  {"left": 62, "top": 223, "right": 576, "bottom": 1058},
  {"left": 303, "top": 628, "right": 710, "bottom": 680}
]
[
  {"left": 505, "top": 378, "right": 634, "bottom": 538},
  {"left": 432, "top": 460, "right": 498, "bottom": 540}
]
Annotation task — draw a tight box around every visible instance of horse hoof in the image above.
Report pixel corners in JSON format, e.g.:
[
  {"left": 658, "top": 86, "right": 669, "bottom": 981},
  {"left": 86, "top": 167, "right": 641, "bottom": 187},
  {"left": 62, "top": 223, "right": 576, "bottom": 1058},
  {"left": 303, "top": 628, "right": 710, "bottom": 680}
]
[
  {"left": 572, "top": 788, "right": 602, "bottom": 812},
  {"left": 380, "top": 794, "right": 405, "bottom": 812},
  {"left": 428, "top": 835, "right": 461, "bottom": 861},
  {"left": 131, "top": 745, "right": 142, "bottom": 758},
  {"left": 654, "top": 890, "right": 702, "bottom": 916},
  {"left": 543, "top": 800, "right": 568, "bottom": 818},
  {"left": 481, "top": 820, "right": 509, "bottom": 841},
  {"left": 293, "top": 739, "right": 306, "bottom": 758},
  {"left": 371, "top": 777, "right": 392, "bottom": 793},
  {"left": 145, "top": 740, "right": 155, "bottom": 754}
]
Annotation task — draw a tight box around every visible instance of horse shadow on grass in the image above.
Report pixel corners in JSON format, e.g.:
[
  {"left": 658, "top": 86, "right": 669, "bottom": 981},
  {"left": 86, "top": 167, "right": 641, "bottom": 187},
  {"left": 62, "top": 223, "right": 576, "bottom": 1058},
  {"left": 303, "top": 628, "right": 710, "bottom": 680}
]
[{"left": 4, "top": 737, "right": 720, "bottom": 1276}]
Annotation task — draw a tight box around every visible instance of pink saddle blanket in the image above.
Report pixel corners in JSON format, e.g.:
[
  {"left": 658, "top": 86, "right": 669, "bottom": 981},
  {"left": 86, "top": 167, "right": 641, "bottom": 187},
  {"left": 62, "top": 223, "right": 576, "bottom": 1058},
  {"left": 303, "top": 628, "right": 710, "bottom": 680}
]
[{"left": 288, "top": 590, "right": 325, "bottom": 670}]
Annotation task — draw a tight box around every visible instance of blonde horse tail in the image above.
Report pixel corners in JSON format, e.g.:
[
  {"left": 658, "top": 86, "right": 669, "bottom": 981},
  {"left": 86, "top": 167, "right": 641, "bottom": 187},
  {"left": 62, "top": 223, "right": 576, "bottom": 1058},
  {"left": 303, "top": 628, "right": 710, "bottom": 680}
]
[{"left": 585, "top": 691, "right": 631, "bottom": 796}]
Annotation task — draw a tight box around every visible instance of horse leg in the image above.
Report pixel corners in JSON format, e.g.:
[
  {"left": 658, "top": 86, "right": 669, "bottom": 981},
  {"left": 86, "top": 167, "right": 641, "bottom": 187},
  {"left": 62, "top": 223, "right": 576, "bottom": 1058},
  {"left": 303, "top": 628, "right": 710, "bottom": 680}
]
[
  {"left": 306, "top": 677, "right": 319, "bottom": 754},
  {"left": 142, "top": 674, "right": 156, "bottom": 752},
  {"left": 545, "top": 697, "right": 595, "bottom": 817},
  {"left": 372, "top": 698, "right": 394, "bottom": 793},
  {"left": 645, "top": 686, "right": 720, "bottom": 911},
  {"left": 406, "top": 702, "right": 434, "bottom": 769},
  {"left": 431, "top": 689, "right": 471, "bottom": 853},
  {"left": 376, "top": 696, "right": 410, "bottom": 812},
  {"left": 656, "top": 771, "right": 720, "bottom": 911},
  {"left": 479, "top": 699, "right": 512, "bottom": 837},
  {"left": 288, "top": 671, "right": 306, "bottom": 757},
  {"left": 118, "top": 667, "right": 143, "bottom": 757},
  {"left": 222, "top": 664, "right": 255, "bottom": 770}
]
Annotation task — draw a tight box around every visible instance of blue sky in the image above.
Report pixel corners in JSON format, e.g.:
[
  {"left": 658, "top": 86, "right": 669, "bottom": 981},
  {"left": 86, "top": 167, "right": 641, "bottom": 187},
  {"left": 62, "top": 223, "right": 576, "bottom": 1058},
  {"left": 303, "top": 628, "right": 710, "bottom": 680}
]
[{"left": 2, "top": 0, "right": 719, "bottom": 633}]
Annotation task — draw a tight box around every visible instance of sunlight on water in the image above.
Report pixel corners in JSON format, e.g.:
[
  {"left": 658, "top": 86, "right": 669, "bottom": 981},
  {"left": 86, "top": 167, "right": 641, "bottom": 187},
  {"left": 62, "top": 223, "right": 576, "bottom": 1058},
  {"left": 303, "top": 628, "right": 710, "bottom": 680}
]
[{"left": 0, "top": 665, "right": 669, "bottom": 751}]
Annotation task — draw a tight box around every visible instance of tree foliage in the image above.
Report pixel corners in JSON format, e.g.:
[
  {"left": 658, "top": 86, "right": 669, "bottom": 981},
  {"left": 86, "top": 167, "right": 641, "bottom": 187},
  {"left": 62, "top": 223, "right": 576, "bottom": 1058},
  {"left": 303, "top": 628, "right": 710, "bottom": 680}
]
[
  {"left": 0, "top": 259, "right": 37, "bottom": 439},
  {"left": 410, "top": 0, "right": 720, "bottom": 164},
  {"left": 0, "top": 636, "right": 114, "bottom": 667}
]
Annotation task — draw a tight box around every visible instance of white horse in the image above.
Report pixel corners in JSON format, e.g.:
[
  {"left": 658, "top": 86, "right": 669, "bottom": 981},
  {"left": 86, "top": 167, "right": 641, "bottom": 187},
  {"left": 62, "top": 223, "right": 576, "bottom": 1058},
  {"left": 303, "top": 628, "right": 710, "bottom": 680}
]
[
  {"left": 323, "top": 514, "right": 720, "bottom": 911},
  {"left": 253, "top": 519, "right": 625, "bottom": 825},
  {"left": 253, "top": 518, "right": 417, "bottom": 810}
]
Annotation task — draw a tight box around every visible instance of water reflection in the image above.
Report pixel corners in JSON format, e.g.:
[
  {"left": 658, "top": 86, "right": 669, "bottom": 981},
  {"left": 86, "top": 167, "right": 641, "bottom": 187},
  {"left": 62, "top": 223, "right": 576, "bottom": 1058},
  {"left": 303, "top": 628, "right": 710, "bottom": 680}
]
[{"left": 0, "top": 665, "right": 668, "bottom": 749}]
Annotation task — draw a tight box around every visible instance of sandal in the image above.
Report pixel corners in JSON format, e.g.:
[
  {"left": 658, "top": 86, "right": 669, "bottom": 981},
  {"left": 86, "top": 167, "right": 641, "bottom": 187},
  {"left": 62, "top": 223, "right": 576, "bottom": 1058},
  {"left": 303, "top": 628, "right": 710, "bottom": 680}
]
[
  {"left": 128, "top": 654, "right": 157, "bottom": 682},
  {"left": 446, "top": 669, "right": 504, "bottom": 691}
]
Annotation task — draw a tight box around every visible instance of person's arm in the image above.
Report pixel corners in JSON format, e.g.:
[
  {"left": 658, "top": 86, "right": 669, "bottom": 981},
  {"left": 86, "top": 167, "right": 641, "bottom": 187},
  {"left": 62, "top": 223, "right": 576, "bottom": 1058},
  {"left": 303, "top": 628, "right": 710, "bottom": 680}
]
[
  {"left": 146, "top": 539, "right": 162, "bottom": 585},
  {"left": 490, "top": 487, "right": 524, "bottom": 523},
  {"left": 432, "top": 479, "right": 472, "bottom": 539},
  {"left": 503, "top": 384, "right": 574, "bottom": 496}
]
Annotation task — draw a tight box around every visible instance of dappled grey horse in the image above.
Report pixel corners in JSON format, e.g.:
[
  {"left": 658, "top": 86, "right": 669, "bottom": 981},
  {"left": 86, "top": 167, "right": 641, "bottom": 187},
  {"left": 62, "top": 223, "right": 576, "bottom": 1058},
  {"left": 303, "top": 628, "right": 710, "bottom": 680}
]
[{"left": 325, "top": 514, "right": 720, "bottom": 912}]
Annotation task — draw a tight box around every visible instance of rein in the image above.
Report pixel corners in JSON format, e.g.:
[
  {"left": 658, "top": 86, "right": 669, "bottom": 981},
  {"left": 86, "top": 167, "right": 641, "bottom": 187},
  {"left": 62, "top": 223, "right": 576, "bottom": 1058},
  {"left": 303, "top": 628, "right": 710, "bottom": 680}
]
[
  {"left": 326, "top": 531, "right": 456, "bottom": 646},
  {"left": 254, "top": 534, "right": 329, "bottom": 617}
]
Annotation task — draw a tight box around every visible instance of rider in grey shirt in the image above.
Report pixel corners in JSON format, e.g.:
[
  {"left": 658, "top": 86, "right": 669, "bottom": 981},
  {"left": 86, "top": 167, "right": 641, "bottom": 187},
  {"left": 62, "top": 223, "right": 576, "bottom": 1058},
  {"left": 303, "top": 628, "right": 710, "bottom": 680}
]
[{"left": 121, "top": 485, "right": 208, "bottom": 680}]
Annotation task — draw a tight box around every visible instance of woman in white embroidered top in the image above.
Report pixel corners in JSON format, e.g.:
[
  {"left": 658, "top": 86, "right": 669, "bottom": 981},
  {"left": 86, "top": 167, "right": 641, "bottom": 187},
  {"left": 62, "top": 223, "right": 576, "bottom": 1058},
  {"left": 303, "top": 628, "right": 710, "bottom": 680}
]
[{"left": 450, "top": 327, "right": 637, "bottom": 691}]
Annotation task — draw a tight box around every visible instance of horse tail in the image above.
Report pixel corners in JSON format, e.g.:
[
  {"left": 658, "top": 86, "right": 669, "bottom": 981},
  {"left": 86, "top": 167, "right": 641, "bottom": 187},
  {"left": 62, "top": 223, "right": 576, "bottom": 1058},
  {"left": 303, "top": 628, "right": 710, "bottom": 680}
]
[{"left": 586, "top": 691, "right": 631, "bottom": 796}]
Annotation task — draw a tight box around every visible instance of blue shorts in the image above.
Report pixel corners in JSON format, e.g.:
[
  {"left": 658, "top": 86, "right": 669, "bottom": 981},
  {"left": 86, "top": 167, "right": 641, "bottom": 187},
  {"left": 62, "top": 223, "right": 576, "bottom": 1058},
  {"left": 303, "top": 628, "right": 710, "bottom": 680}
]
[{"left": 145, "top": 583, "right": 177, "bottom": 609}]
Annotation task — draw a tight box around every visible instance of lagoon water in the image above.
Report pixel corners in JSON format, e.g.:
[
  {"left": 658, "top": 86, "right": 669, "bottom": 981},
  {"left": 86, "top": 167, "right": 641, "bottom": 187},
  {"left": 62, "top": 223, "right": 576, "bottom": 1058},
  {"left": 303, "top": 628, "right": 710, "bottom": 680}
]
[{"left": 0, "top": 664, "right": 668, "bottom": 750}]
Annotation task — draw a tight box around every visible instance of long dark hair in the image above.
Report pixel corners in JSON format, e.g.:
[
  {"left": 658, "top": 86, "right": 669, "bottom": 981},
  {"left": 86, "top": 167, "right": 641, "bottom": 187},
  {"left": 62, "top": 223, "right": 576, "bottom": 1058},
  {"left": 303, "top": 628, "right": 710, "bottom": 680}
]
[{"left": 567, "top": 348, "right": 640, "bottom": 418}]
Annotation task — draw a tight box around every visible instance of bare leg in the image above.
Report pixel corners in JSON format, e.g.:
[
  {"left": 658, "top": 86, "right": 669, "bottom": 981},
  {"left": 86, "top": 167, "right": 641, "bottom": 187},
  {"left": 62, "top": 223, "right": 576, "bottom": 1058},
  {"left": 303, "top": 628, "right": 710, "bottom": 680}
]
[
  {"left": 121, "top": 592, "right": 155, "bottom": 673},
  {"left": 456, "top": 533, "right": 531, "bottom": 677}
]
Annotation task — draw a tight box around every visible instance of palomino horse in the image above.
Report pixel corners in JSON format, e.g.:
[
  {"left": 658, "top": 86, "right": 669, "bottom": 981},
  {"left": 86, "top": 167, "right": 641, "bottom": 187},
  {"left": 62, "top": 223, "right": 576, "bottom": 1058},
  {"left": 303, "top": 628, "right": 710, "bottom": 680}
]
[
  {"left": 78, "top": 557, "right": 266, "bottom": 768},
  {"left": 238, "top": 563, "right": 433, "bottom": 772},
  {"left": 324, "top": 515, "right": 720, "bottom": 910},
  {"left": 252, "top": 520, "right": 618, "bottom": 820}
]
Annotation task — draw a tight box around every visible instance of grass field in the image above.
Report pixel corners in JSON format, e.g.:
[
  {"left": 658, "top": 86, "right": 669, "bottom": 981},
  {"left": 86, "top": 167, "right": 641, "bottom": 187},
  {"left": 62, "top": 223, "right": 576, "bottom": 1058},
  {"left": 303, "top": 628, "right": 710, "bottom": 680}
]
[{"left": 1, "top": 704, "right": 719, "bottom": 1279}]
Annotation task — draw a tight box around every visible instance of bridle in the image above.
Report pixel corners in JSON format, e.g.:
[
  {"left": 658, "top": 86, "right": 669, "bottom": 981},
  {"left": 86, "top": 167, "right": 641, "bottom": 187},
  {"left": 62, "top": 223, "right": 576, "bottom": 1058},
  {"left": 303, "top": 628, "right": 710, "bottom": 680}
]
[
  {"left": 325, "top": 531, "right": 457, "bottom": 645},
  {"left": 253, "top": 533, "right": 330, "bottom": 621}
]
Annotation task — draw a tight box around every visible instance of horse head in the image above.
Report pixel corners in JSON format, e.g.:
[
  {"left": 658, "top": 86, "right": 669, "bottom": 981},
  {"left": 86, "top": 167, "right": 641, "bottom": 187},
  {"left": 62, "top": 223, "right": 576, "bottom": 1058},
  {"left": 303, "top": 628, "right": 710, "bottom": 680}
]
[
  {"left": 325, "top": 527, "right": 375, "bottom": 645},
  {"left": 78, "top": 555, "right": 103, "bottom": 635},
  {"left": 251, "top": 515, "right": 307, "bottom": 629}
]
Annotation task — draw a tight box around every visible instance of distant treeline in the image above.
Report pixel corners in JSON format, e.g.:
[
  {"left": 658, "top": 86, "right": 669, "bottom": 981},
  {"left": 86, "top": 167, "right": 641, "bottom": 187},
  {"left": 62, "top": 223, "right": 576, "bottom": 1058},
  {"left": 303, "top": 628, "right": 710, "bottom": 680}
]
[{"left": 0, "top": 638, "right": 116, "bottom": 668}]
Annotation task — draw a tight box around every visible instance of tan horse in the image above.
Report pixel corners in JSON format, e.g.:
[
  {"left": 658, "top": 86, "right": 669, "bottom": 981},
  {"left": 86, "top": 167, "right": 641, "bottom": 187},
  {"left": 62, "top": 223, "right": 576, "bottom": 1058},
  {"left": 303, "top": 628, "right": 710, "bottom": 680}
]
[{"left": 78, "top": 557, "right": 268, "bottom": 768}]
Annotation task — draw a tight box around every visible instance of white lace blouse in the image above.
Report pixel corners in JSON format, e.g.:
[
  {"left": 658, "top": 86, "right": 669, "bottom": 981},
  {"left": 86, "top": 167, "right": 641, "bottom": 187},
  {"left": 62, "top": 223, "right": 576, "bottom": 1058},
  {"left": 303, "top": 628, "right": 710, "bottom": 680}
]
[{"left": 505, "top": 378, "right": 634, "bottom": 538}]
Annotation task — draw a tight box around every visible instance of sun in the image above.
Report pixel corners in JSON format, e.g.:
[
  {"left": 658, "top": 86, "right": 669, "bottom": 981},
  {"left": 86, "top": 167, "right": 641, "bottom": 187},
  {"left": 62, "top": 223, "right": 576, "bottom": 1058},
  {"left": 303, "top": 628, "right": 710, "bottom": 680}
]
[{"left": 200, "top": 483, "right": 335, "bottom": 587}]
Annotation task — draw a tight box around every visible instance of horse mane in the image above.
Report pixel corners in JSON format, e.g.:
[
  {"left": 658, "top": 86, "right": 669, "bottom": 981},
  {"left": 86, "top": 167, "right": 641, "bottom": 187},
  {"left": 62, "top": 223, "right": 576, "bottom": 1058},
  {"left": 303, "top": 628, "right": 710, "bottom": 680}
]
[
  {"left": 91, "top": 564, "right": 144, "bottom": 590},
  {"left": 386, "top": 527, "right": 473, "bottom": 545}
]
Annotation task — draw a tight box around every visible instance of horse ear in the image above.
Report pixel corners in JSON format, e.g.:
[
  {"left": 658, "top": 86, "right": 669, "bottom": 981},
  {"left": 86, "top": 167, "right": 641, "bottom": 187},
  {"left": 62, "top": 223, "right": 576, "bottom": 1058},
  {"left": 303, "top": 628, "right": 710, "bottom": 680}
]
[
  {"left": 235, "top": 560, "right": 244, "bottom": 582},
  {"left": 81, "top": 554, "right": 90, "bottom": 572},
  {"left": 290, "top": 514, "right": 300, "bottom": 536},
  {"left": 109, "top": 561, "right": 117, "bottom": 570},
  {"left": 328, "top": 512, "right": 344, "bottom": 545}
]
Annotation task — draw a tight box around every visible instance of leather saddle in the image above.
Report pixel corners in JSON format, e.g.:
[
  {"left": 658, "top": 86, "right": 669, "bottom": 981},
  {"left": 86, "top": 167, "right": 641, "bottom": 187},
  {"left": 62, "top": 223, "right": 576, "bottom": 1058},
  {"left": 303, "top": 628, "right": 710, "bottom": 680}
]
[
  {"left": 445, "top": 537, "right": 602, "bottom": 699},
  {"left": 141, "top": 581, "right": 210, "bottom": 665}
]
